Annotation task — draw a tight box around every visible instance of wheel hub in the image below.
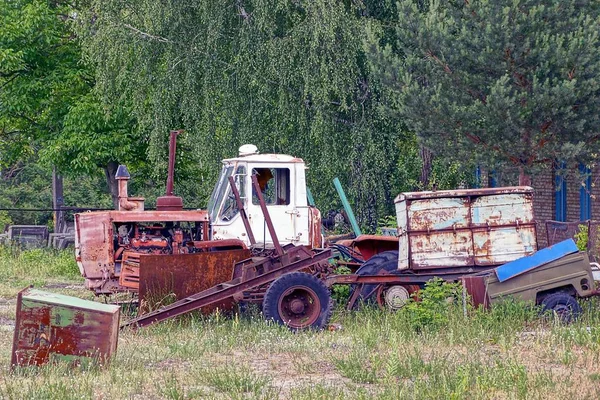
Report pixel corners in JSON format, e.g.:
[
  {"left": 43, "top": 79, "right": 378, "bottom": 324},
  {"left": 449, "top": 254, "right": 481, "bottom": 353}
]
[
  {"left": 384, "top": 285, "right": 411, "bottom": 310},
  {"left": 289, "top": 298, "right": 305, "bottom": 314},
  {"left": 278, "top": 285, "right": 321, "bottom": 329}
]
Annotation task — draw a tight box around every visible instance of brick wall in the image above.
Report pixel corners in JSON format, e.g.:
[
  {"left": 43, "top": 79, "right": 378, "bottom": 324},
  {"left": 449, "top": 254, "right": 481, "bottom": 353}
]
[
  {"left": 531, "top": 166, "right": 554, "bottom": 248},
  {"left": 480, "top": 163, "right": 600, "bottom": 249},
  {"left": 566, "top": 166, "right": 581, "bottom": 222},
  {"left": 530, "top": 162, "right": 600, "bottom": 249}
]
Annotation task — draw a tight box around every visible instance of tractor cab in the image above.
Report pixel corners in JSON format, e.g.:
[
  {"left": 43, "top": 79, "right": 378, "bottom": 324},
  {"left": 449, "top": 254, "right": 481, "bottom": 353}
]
[{"left": 209, "top": 145, "right": 322, "bottom": 248}]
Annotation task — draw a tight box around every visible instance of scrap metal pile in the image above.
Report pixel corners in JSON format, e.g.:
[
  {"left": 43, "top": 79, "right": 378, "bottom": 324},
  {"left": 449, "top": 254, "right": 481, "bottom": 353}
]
[{"left": 10, "top": 134, "right": 600, "bottom": 368}]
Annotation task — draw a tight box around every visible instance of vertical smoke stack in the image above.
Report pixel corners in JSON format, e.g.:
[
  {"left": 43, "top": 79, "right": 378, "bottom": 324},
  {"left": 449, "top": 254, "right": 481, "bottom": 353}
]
[{"left": 156, "top": 130, "right": 184, "bottom": 211}]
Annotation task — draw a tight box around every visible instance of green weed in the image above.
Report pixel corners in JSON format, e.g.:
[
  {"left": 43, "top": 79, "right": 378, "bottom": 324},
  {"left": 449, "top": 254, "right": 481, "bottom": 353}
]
[
  {"left": 334, "top": 349, "right": 380, "bottom": 383},
  {"left": 195, "top": 365, "right": 274, "bottom": 398},
  {"left": 1, "top": 251, "right": 600, "bottom": 399}
]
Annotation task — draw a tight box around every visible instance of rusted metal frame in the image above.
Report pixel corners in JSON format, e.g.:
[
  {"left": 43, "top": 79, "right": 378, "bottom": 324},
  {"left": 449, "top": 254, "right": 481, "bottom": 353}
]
[
  {"left": 582, "top": 289, "right": 600, "bottom": 298},
  {"left": 469, "top": 196, "right": 478, "bottom": 267},
  {"left": 202, "top": 221, "right": 210, "bottom": 241},
  {"left": 122, "top": 248, "right": 332, "bottom": 328},
  {"left": 324, "top": 271, "right": 490, "bottom": 287},
  {"left": 399, "top": 186, "right": 533, "bottom": 201},
  {"left": 403, "top": 222, "right": 537, "bottom": 235},
  {"left": 405, "top": 199, "right": 412, "bottom": 271},
  {"left": 398, "top": 265, "right": 492, "bottom": 274},
  {"left": 189, "top": 239, "right": 247, "bottom": 250},
  {"left": 466, "top": 195, "right": 475, "bottom": 265},
  {"left": 10, "top": 289, "right": 25, "bottom": 367},
  {"left": 234, "top": 245, "right": 313, "bottom": 282},
  {"left": 228, "top": 175, "right": 256, "bottom": 245},
  {"left": 109, "top": 210, "right": 209, "bottom": 222},
  {"left": 251, "top": 174, "right": 284, "bottom": 256},
  {"left": 345, "top": 285, "right": 363, "bottom": 311}
]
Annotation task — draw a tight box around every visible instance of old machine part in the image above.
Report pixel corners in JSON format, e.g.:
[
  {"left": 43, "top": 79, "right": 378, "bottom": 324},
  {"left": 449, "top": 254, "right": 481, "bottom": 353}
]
[
  {"left": 123, "top": 175, "right": 333, "bottom": 330},
  {"left": 464, "top": 240, "right": 597, "bottom": 309},
  {"left": 138, "top": 249, "right": 251, "bottom": 314},
  {"left": 12, "top": 288, "right": 120, "bottom": 367},
  {"left": 124, "top": 245, "right": 332, "bottom": 328},
  {"left": 395, "top": 186, "right": 537, "bottom": 270}
]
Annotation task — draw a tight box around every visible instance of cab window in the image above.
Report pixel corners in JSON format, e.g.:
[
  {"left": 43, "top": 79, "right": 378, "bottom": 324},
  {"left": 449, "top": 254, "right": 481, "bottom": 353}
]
[
  {"left": 219, "top": 165, "right": 246, "bottom": 221},
  {"left": 252, "top": 168, "right": 290, "bottom": 205}
]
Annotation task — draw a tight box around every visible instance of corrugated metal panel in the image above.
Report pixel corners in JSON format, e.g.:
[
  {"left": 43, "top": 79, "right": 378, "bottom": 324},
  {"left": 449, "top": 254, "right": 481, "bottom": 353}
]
[
  {"left": 394, "top": 186, "right": 533, "bottom": 201},
  {"left": 396, "top": 200, "right": 409, "bottom": 270},
  {"left": 407, "top": 197, "right": 470, "bottom": 230},
  {"left": 409, "top": 231, "right": 473, "bottom": 268},
  {"left": 395, "top": 187, "right": 537, "bottom": 271},
  {"left": 75, "top": 213, "right": 113, "bottom": 279},
  {"left": 12, "top": 288, "right": 120, "bottom": 367}
]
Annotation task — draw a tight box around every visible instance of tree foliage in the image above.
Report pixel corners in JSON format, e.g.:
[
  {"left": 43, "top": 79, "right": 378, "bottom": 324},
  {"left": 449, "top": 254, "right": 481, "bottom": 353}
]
[
  {"left": 371, "top": 0, "right": 600, "bottom": 183},
  {"left": 82, "top": 0, "right": 415, "bottom": 229},
  {"left": 0, "top": 0, "right": 146, "bottom": 207},
  {"left": 0, "top": 0, "right": 83, "bottom": 167}
]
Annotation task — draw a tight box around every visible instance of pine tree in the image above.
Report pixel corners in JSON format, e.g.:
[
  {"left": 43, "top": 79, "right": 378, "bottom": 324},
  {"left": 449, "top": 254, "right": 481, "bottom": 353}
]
[{"left": 371, "top": 0, "right": 600, "bottom": 184}]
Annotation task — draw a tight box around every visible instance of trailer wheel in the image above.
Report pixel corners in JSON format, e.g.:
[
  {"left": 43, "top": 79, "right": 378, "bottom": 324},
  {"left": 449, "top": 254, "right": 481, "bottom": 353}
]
[
  {"left": 263, "top": 272, "right": 333, "bottom": 331},
  {"left": 541, "top": 293, "right": 582, "bottom": 323},
  {"left": 376, "top": 284, "right": 421, "bottom": 311},
  {"left": 350, "top": 255, "right": 399, "bottom": 307}
]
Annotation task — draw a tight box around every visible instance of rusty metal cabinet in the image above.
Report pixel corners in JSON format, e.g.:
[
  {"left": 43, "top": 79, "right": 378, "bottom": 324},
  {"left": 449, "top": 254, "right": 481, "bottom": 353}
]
[{"left": 11, "top": 288, "right": 120, "bottom": 367}]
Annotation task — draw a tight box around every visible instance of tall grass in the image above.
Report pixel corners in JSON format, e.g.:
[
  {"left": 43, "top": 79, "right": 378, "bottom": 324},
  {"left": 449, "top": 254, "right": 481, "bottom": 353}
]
[
  {"left": 1, "top": 251, "right": 600, "bottom": 399},
  {"left": 0, "top": 246, "right": 80, "bottom": 293}
]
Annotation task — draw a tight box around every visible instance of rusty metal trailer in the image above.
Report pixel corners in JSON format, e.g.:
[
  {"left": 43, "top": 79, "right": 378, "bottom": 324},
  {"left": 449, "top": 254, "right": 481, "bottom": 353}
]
[{"left": 328, "top": 186, "right": 540, "bottom": 309}]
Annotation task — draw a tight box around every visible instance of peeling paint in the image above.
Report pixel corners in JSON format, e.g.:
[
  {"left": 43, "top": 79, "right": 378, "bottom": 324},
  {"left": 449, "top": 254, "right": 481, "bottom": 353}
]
[{"left": 396, "top": 187, "right": 537, "bottom": 270}]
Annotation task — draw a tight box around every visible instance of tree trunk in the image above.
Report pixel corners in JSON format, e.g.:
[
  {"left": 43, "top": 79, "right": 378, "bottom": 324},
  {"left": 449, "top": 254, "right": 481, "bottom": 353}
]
[
  {"left": 518, "top": 165, "right": 531, "bottom": 186},
  {"left": 105, "top": 161, "right": 120, "bottom": 209},
  {"left": 419, "top": 145, "right": 433, "bottom": 189},
  {"left": 52, "top": 167, "right": 65, "bottom": 233}
]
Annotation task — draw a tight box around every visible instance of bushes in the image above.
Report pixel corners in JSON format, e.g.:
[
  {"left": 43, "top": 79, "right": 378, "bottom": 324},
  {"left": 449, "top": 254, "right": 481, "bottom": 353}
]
[
  {"left": 398, "top": 278, "right": 541, "bottom": 336},
  {"left": 401, "top": 278, "right": 462, "bottom": 332}
]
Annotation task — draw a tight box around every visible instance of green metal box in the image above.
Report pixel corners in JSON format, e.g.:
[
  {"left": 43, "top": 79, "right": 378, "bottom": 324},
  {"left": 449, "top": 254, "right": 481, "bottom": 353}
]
[{"left": 11, "top": 288, "right": 120, "bottom": 367}]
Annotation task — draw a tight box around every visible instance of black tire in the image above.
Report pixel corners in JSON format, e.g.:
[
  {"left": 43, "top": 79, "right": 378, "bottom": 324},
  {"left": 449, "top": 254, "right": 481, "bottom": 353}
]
[
  {"left": 363, "top": 250, "right": 399, "bottom": 265},
  {"left": 350, "top": 253, "right": 399, "bottom": 306},
  {"left": 541, "top": 292, "right": 582, "bottom": 323},
  {"left": 263, "top": 272, "right": 333, "bottom": 331}
]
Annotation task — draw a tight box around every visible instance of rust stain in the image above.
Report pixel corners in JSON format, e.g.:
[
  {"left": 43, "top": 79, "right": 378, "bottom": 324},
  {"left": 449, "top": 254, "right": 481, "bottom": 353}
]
[
  {"left": 309, "top": 207, "right": 323, "bottom": 248},
  {"left": 461, "top": 275, "right": 490, "bottom": 309},
  {"left": 12, "top": 288, "right": 120, "bottom": 367},
  {"left": 138, "top": 249, "right": 251, "bottom": 314}
]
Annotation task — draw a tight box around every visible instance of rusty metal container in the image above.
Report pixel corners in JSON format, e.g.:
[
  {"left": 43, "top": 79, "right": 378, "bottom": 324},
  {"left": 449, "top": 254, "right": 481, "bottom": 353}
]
[
  {"left": 395, "top": 186, "right": 537, "bottom": 270},
  {"left": 11, "top": 288, "right": 120, "bottom": 367}
]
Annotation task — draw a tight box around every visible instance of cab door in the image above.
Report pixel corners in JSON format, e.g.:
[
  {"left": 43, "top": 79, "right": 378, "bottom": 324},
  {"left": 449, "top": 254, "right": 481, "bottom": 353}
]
[{"left": 246, "top": 165, "right": 298, "bottom": 245}]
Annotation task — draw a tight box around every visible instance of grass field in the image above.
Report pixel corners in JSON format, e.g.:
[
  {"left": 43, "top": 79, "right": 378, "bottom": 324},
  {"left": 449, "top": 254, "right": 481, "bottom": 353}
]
[{"left": 1, "top": 247, "right": 600, "bottom": 399}]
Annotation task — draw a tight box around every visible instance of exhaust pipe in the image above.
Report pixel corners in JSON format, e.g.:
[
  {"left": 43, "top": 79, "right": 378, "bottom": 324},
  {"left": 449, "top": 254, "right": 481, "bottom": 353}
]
[{"left": 156, "top": 130, "right": 184, "bottom": 211}]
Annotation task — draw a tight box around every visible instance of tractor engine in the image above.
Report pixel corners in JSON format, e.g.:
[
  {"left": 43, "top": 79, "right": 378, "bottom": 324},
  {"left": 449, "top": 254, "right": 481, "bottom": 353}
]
[
  {"left": 114, "top": 222, "right": 201, "bottom": 290},
  {"left": 117, "top": 224, "right": 187, "bottom": 255}
]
